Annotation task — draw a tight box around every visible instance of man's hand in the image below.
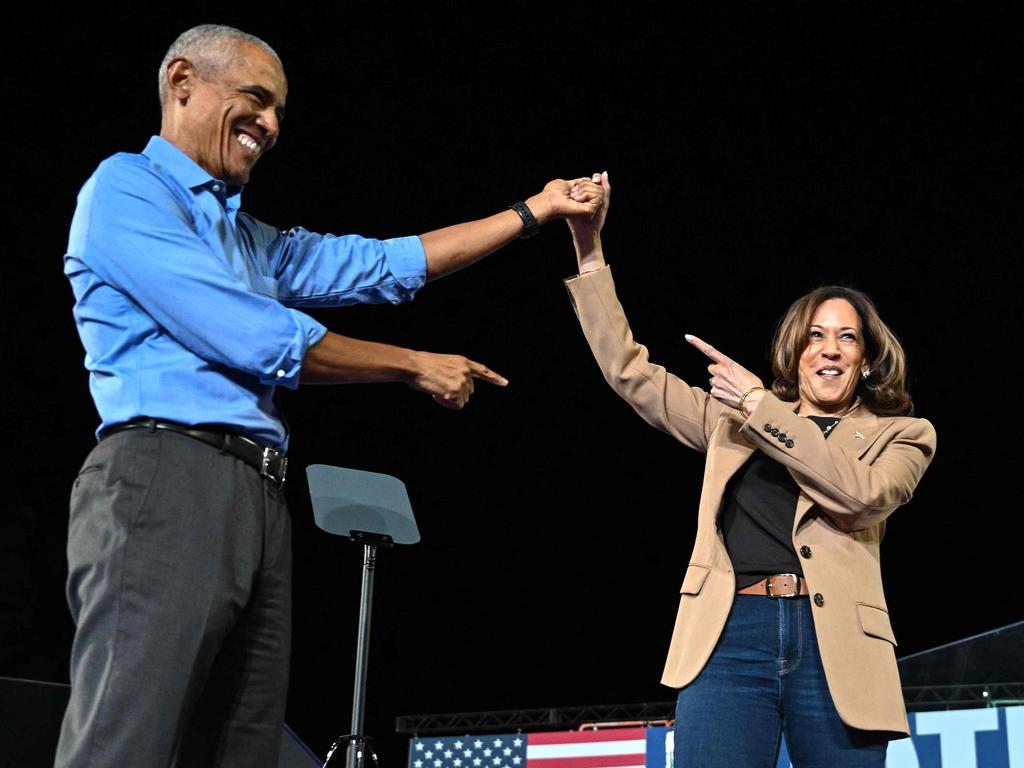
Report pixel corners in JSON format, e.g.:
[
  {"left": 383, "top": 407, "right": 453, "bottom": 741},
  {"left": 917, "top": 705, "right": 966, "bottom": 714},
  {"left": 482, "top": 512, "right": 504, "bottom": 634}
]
[
  {"left": 685, "top": 333, "right": 766, "bottom": 415},
  {"left": 524, "top": 177, "right": 604, "bottom": 225},
  {"left": 408, "top": 351, "right": 508, "bottom": 409}
]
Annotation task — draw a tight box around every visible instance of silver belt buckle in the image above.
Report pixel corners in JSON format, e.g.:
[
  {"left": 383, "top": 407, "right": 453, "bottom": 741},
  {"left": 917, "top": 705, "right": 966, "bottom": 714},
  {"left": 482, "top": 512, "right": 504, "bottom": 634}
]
[
  {"left": 261, "top": 446, "right": 287, "bottom": 487},
  {"left": 766, "top": 573, "right": 800, "bottom": 598}
]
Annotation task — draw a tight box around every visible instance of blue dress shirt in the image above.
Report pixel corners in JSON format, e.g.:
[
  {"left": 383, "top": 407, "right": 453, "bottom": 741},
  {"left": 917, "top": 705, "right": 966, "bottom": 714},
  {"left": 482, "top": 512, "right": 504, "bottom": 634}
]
[{"left": 65, "top": 136, "right": 427, "bottom": 450}]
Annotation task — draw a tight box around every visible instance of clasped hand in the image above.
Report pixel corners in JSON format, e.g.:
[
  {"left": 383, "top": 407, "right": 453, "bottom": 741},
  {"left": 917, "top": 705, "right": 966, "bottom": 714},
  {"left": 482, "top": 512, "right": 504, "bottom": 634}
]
[{"left": 528, "top": 177, "right": 605, "bottom": 224}]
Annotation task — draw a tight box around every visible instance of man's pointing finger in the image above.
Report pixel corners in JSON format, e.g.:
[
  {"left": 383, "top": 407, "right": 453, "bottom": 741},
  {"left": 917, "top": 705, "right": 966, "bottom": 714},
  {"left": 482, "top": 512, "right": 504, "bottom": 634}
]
[{"left": 469, "top": 361, "right": 509, "bottom": 387}]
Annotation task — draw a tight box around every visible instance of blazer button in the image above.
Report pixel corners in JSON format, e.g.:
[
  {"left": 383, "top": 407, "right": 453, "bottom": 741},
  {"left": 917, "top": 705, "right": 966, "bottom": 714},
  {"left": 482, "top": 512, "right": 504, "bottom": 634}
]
[
  {"left": 764, "top": 423, "right": 772, "bottom": 432},
  {"left": 777, "top": 433, "right": 787, "bottom": 442},
  {"left": 800, "top": 545, "right": 812, "bottom": 558},
  {"left": 813, "top": 593, "right": 825, "bottom": 607},
  {"left": 771, "top": 427, "right": 780, "bottom": 436},
  {"left": 786, "top": 439, "right": 794, "bottom": 448}
]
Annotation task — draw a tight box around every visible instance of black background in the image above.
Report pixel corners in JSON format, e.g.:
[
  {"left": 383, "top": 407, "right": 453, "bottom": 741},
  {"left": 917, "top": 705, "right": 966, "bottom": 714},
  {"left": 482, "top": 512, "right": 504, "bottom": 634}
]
[{"left": 4, "top": 2, "right": 1021, "bottom": 763}]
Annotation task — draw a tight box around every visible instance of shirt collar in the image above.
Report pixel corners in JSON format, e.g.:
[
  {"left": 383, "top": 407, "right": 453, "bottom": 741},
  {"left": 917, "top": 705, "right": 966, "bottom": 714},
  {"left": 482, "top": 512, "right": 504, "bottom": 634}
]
[{"left": 142, "top": 135, "right": 243, "bottom": 211}]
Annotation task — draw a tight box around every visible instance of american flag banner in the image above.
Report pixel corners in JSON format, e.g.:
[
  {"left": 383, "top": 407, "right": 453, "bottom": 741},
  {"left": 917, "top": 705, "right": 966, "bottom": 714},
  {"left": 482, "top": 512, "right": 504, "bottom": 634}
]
[
  {"left": 406, "top": 707, "right": 1024, "bottom": 768},
  {"left": 408, "top": 727, "right": 671, "bottom": 768}
]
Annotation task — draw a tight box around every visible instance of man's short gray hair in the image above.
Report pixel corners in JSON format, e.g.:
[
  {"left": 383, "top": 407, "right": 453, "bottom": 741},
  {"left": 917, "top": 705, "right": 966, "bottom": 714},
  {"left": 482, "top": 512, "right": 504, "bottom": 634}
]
[{"left": 158, "top": 24, "right": 281, "bottom": 106}]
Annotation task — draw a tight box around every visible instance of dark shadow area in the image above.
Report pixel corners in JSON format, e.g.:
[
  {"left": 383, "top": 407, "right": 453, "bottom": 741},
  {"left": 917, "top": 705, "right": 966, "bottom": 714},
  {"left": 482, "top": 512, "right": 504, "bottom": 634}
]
[{"left": 4, "top": 3, "right": 1021, "bottom": 763}]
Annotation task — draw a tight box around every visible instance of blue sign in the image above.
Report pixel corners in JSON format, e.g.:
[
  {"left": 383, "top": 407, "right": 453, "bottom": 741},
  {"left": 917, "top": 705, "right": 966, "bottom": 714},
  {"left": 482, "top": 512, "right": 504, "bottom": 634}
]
[
  {"left": 777, "top": 706, "right": 1024, "bottom": 768},
  {"left": 653, "top": 706, "right": 1023, "bottom": 767}
]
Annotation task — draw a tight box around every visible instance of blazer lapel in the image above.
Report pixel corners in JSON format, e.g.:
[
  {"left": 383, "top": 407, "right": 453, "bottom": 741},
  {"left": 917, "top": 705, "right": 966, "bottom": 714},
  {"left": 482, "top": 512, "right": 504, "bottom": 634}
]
[
  {"left": 830, "top": 408, "right": 881, "bottom": 458},
  {"left": 794, "top": 493, "right": 816, "bottom": 536},
  {"left": 793, "top": 407, "right": 885, "bottom": 534}
]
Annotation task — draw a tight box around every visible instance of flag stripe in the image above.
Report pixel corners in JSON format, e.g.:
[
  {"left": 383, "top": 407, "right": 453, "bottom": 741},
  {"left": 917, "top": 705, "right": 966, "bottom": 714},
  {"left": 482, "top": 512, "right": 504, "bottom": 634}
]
[
  {"left": 527, "top": 742, "right": 646, "bottom": 760},
  {"left": 528, "top": 730, "right": 647, "bottom": 745}
]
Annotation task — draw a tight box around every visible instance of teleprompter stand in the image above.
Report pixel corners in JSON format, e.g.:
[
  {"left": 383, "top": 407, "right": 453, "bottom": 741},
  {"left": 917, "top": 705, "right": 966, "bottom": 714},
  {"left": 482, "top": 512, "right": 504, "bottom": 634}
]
[{"left": 306, "top": 465, "right": 421, "bottom": 768}]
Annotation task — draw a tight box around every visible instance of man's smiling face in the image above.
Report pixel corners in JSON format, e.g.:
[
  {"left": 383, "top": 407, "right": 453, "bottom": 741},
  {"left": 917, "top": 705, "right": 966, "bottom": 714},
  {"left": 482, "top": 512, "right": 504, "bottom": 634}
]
[{"left": 165, "top": 41, "right": 287, "bottom": 189}]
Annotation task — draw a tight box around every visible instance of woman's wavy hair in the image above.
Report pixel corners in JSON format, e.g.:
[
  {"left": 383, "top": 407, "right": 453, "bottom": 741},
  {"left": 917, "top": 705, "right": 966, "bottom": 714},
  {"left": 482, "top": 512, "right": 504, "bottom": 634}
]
[{"left": 769, "top": 286, "right": 914, "bottom": 416}]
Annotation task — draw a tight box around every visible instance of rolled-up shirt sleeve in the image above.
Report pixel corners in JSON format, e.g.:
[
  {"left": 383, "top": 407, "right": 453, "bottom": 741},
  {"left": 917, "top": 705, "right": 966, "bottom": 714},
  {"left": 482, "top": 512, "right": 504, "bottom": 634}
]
[
  {"left": 253, "top": 220, "right": 427, "bottom": 307},
  {"left": 72, "top": 161, "right": 326, "bottom": 390}
]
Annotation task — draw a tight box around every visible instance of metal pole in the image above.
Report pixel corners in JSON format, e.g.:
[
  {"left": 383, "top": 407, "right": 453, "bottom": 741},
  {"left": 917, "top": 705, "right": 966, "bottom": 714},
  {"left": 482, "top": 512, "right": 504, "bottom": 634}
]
[{"left": 347, "top": 542, "right": 377, "bottom": 768}]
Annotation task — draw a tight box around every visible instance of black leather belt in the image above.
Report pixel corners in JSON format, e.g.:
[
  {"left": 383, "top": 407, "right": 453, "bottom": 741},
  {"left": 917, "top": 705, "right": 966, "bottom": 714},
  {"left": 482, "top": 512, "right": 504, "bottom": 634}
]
[{"left": 104, "top": 418, "right": 288, "bottom": 487}]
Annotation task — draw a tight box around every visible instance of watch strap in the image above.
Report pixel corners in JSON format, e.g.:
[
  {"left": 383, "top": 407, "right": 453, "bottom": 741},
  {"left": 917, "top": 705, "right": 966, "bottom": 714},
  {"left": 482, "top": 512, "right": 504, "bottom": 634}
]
[{"left": 509, "top": 201, "right": 540, "bottom": 239}]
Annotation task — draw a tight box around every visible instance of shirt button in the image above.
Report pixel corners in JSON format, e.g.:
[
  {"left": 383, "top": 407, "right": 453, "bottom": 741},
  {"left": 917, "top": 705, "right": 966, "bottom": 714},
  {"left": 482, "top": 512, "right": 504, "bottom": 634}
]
[
  {"left": 770, "top": 427, "right": 780, "bottom": 436},
  {"left": 211, "top": 184, "right": 221, "bottom": 192},
  {"left": 786, "top": 439, "right": 794, "bottom": 448},
  {"left": 813, "top": 593, "right": 825, "bottom": 607},
  {"left": 763, "top": 424, "right": 773, "bottom": 432},
  {"left": 276, "top": 369, "right": 286, "bottom": 378},
  {"left": 800, "top": 546, "right": 812, "bottom": 558},
  {"left": 777, "top": 433, "right": 787, "bottom": 442}
]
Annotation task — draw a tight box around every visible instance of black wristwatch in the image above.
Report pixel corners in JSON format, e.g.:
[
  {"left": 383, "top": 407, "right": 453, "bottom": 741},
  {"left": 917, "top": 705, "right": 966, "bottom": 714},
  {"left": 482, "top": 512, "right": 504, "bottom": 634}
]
[{"left": 509, "top": 201, "right": 540, "bottom": 239}]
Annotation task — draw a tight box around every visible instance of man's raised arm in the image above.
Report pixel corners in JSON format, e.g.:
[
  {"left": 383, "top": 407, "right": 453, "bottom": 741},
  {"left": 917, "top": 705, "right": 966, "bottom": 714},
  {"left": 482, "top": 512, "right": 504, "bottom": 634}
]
[{"left": 420, "top": 178, "right": 602, "bottom": 280}]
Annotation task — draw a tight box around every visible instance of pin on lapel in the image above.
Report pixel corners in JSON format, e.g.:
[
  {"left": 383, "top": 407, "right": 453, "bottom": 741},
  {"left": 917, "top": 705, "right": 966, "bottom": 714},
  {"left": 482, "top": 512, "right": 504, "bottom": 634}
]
[{"left": 853, "top": 431, "right": 865, "bottom": 440}]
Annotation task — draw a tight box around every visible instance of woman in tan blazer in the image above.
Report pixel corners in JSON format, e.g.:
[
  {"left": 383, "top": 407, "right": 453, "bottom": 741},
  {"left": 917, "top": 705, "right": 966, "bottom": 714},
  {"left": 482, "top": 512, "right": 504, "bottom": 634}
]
[{"left": 563, "top": 174, "right": 936, "bottom": 767}]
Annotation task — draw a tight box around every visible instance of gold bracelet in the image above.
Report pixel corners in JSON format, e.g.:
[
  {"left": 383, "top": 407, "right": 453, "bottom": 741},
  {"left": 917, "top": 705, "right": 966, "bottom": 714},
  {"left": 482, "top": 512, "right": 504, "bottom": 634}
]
[{"left": 738, "top": 386, "right": 766, "bottom": 415}]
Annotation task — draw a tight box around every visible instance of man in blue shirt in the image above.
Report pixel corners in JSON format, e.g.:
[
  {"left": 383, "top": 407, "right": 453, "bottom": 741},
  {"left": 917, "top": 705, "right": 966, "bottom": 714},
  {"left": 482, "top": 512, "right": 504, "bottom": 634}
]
[{"left": 58, "top": 24, "right": 601, "bottom": 768}]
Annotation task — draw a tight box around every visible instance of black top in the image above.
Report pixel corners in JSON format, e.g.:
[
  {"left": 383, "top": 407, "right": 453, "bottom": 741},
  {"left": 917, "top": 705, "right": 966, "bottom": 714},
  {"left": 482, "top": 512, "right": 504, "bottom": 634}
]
[{"left": 721, "top": 415, "right": 839, "bottom": 589}]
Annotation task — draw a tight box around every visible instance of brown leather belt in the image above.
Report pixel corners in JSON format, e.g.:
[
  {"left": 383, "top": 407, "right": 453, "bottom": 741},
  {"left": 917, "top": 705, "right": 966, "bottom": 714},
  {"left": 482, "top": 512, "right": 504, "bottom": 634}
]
[{"left": 737, "top": 573, "right": 808, "bottom": 598}]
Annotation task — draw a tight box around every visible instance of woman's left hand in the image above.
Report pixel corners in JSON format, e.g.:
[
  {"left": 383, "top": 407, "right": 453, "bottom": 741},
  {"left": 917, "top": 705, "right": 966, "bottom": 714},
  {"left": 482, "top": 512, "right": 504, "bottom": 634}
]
[
  {"left": 686, "top": 334, "right": 766, "bottom": 415},
  {"left": 566, "top": 172, "right": 609, "bottom": 273}
]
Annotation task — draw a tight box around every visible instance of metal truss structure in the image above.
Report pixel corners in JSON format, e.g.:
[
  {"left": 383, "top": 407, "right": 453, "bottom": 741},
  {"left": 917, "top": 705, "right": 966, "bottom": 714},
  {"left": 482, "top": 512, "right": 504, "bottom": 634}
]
[
  {"left": 396, "top": 684, "right": 1024, "bottom": 735},
  {"left": 396, "top": 702, "right": 674, "bottom": 736},
  {"left": 902, "top": 682, "right": 1024, "bottom": 711}
]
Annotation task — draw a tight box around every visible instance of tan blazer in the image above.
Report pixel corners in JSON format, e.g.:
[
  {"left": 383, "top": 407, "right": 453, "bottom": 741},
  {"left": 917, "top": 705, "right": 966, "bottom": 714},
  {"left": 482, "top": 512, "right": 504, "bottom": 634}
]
[{"left": 565, "top": 266, "right": 937, "bottom": 735}]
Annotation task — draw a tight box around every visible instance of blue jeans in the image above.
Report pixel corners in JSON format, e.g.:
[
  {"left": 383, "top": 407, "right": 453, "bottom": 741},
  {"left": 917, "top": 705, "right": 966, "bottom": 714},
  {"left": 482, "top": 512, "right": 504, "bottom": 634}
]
[{"left": 673, "top": 595, "right": 889, "bottom": 768}]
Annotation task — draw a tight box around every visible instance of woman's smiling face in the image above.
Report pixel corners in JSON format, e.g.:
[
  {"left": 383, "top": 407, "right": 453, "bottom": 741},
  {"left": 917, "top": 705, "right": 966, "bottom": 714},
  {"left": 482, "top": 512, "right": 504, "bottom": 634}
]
[{"left": 797, "top": 298, "right": 867, "bottom": 416}]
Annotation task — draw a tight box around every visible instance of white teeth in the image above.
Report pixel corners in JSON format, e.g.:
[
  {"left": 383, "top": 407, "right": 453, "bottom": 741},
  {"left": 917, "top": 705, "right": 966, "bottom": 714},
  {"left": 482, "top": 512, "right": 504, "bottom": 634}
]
[
  {"left": 236, "top": 133, "right": 260, "bottom": 153},
  {"left": 818, "top": 368, "right": 841, "bottom": 376}
]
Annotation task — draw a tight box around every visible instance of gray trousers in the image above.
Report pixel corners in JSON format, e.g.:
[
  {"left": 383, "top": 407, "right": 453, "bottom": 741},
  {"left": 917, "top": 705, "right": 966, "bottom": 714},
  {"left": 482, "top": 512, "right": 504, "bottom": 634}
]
[{"left": 55, "top": 427, "right": 292, "bottom": 768}]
